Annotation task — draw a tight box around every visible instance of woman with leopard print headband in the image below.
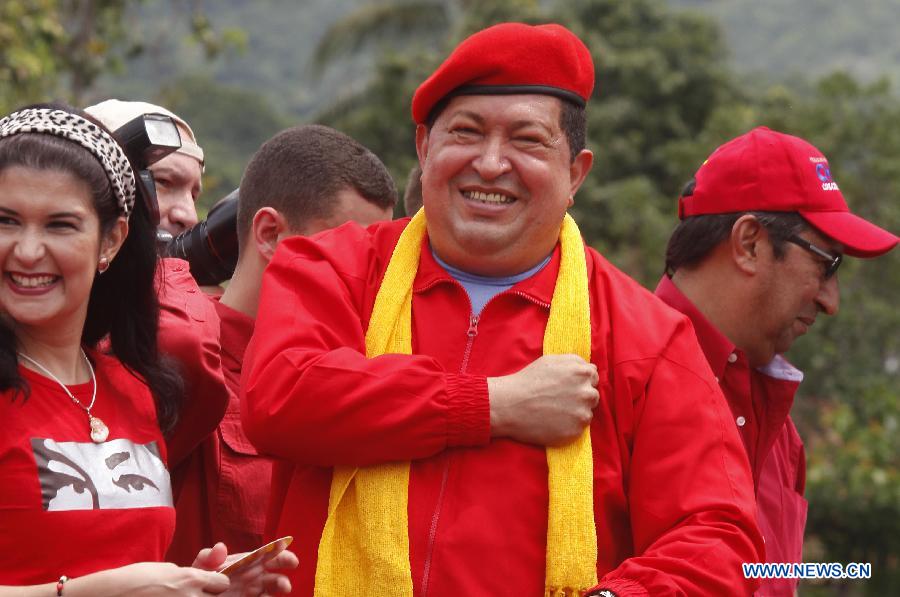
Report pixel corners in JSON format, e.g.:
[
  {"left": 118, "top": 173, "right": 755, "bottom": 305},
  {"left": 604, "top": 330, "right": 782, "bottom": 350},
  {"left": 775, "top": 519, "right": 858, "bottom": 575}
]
[{"left": 0, "top": 104, "right": 295, "bottom": 596}]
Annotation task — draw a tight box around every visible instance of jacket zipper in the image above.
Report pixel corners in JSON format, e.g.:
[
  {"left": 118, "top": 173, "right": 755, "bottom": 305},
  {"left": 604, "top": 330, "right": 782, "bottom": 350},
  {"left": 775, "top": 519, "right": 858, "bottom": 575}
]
[
  {"left": 421, "top": 311, "right": 479, "bottom": 597},
  {"left": 510, "top": 289, "right": 551, "bottom": 309},
  {"left": 417, "top": 283, "right": 548, "bottom": 596},
  {"left": 459, "top": 314, "right": 480, "bottom": 373}
]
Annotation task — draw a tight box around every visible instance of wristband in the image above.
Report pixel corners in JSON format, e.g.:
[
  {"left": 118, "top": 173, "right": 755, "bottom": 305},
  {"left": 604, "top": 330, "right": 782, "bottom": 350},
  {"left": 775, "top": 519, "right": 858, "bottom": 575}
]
[{"left": 56, "top": 575, "right": 69, "bottom": 596}]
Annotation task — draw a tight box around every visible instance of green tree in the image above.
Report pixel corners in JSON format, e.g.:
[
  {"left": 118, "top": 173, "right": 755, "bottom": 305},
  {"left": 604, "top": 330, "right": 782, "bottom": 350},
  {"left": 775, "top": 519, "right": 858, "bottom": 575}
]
[
  {"left": 0, "top": 0, "right": 67, "bottom": 113},
  {"left": 0, "top": 0, "right": 254, "bottom": 221},
  {"left": 312, "top": 0, "right": 452, "bottom": 71},
  {"left": 0, "top": 0, "right": 148, "bottom": 110},
  {"left": 158, "top": 75, "right": 291, "bottom": 213},
  {"left": 541, "top": 0, "right": 734, "bottom": 284},
  {"left": 313, "top": 0, "right": 543, "bottom": 209},
  {"left": 312, "top": 0, "right": 544, "bottom": 71},
  {"left": 0, "top": 0, "right": 241, "bottom": 113}
]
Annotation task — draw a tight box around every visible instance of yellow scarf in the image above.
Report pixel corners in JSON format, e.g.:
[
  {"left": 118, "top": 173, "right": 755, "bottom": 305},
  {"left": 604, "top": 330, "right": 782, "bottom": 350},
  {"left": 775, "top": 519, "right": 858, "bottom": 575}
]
[{"left": 314, "top": 210, "right": 597, "bottom": 597}]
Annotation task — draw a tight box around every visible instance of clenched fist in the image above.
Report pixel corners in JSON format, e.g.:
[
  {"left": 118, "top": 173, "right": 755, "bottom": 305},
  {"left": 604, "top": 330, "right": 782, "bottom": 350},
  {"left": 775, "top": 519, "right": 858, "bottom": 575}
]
[{"left": 488, "top": 354, "right": 599, "bottom": 446}]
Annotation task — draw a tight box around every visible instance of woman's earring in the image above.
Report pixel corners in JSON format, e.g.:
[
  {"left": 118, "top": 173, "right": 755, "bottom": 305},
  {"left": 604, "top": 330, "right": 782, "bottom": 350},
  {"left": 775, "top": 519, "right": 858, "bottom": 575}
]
[{"left": 97, "top": 256, "right": 110, "bottom": 274}]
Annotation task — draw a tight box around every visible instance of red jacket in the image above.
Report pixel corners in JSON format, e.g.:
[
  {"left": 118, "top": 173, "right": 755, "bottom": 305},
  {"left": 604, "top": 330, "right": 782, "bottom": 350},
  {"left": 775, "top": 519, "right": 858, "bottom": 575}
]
[
  {"left": 656, "top": 276, "right": 806, "bottom": 597},
  {"left": 243, "top": 219, "right": 763, "bottom": 596}
]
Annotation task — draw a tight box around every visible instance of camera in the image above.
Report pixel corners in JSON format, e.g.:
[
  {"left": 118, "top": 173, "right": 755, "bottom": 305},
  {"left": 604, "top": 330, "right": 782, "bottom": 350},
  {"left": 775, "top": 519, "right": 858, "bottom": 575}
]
[
  {"left": 164, "top": 189, "right": 240, "bottom": 286},
  {"left": 110, "top": 113, "right": 182, "bottom": 225},
  {"left": 110, "top": 113, "right": 240, "bottom": 286}
]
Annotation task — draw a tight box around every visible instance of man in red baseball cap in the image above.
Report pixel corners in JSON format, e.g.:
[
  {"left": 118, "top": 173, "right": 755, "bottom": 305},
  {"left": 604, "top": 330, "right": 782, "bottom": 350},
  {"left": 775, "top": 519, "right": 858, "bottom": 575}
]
[
  {"left": 657, "top": 126, "right": 898, "bottom": 596},
  {"left": 243, "top": 22, "right": 763, "bottom": 596}
]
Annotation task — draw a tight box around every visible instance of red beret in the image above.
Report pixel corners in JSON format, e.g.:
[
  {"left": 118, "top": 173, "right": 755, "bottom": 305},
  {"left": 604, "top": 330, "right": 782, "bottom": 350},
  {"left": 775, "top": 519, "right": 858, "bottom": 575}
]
[
  {"left": 412, "top": 22, "right": 595, "bottom": 124},
  {"left": 680, "top": 127, "right": 899, "bottom": 258}
]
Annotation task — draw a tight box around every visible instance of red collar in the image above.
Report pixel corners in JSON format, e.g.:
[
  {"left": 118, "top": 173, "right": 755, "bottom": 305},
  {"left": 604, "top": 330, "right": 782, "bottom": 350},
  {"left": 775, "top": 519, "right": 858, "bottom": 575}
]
[
  {"left": 654, "top": 275, "right": 737, "bottom": 380},
  {"left": 655, "top": 276, "right": 801, "bottom": 476},
  {"left": 214, "top": 299, "right": 255, "bottom": 370}
]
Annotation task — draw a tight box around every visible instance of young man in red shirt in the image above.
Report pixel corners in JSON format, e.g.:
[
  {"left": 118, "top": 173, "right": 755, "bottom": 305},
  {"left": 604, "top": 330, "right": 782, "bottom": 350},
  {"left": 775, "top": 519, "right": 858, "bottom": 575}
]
[{"left": 166, "top": 124, "right": 396, "bottom": 565}]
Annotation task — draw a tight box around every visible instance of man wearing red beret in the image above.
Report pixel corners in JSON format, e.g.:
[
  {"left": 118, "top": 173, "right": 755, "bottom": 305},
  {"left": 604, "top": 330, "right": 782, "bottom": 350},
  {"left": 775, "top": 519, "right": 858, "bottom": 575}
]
[
  {"left": 242, "top": 23, "right": 763, "bottom": 596},
  {"left": 657, "top": 127, "right": 899, "bottom": 596}
]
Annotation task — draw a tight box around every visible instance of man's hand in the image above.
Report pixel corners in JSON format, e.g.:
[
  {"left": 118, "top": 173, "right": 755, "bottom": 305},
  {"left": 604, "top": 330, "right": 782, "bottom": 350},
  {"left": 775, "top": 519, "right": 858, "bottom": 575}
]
[{"left": 488, "top": 354, "right": 599, "bottom": 446}]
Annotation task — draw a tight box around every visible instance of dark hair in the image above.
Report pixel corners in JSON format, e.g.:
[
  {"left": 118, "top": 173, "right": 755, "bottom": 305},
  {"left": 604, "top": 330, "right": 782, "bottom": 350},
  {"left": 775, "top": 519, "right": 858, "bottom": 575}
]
[
  {"left": 665, "top": 180, "right": 810, "bottom": 274},
  {"left": 0, "top": 104, "right": 182, "bottom": 433},
  {"left": 425, "top": 95, "right": 587, "bottom": 162},
  {"left": 559, "top": 100, "right": 586, "bottom": 159},
  {"left": 237, "top": 124, "right": 398, "bottom": 246},
  {"left": 403, "top": 164, "right": 423, "bottom": 216}
]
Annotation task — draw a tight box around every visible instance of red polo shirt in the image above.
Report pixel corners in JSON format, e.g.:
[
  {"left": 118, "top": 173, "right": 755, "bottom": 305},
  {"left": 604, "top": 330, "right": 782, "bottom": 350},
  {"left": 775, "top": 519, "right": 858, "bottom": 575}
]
[{"left": 656, "top": 276, "right": 807, "bottom": 597}]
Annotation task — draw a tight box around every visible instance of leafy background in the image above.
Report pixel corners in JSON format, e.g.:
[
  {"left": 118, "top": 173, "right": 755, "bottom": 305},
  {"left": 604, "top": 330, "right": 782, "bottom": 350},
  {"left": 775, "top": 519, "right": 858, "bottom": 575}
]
[{"left": 3, "top": 0, "right": 897, "bottom": 593}]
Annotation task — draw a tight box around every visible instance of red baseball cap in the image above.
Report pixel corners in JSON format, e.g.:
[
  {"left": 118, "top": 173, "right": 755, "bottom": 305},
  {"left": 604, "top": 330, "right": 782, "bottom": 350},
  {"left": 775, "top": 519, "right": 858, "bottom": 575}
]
[
  {"left": 679, "top": 126, "right": 898, "bottom": 258},
  {"left": 411, "top": 22, "right": 594, "bottom": 125}
]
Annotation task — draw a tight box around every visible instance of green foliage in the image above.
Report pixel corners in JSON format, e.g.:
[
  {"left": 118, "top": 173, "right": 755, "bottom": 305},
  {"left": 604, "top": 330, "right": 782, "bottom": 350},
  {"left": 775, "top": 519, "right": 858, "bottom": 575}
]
[
  {"left": 311, "top": 1, "right": 450, "bottom": 71},
  {"left": 158, "top": 75, "right": 291, "bottom": 213},
  {"left": 556, "top": 0, "right": 736, "bottom": 284},
  {"left": 0, "top": 0, "right": 142, "bottom": 109},
  {"left": 0, "top": 0, "right": 66, "bottom": 113},
  {"left": 0, "top": 0, "right": 246, "bottom": 112},
  {"left": 58, "top": 0, "right": 139, "bottom": 103},
  {"left": 187, "top": 12, "right": 248, "bottom": 60},
  {"left": 454, "top": 0, "right": 544, "bottom": 38},
  {"left": 92, "top": 0, "right": 363, "bottom": 119},
  {"left": 316, "top": 52, "right": 428, "bottom": 209}
]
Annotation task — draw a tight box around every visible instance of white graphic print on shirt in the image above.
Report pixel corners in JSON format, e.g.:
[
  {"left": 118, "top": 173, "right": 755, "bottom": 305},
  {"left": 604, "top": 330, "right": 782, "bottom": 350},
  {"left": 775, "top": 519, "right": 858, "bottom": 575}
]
[{"left": 31, "top": 438, "right": 172, "bottom": 511}]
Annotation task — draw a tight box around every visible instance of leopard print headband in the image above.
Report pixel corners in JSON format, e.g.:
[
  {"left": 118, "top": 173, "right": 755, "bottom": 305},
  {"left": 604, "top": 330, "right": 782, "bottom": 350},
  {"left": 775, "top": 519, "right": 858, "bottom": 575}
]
[{"left": 0, "top": 108, "right": 136, "bottom": 218}]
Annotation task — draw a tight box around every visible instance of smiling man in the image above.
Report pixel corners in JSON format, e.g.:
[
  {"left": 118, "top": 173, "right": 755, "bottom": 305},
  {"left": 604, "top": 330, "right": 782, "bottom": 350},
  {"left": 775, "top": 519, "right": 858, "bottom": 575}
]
[
  {"left": 657, "top": 127, "right": 899, "bottom": 596},
  {"left": 243, "top": 23, "right": 763, "bottom": 596}
]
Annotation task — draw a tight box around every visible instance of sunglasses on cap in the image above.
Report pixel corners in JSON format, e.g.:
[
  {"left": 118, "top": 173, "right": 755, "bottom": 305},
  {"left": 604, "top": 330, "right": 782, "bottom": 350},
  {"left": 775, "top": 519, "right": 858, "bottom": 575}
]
[{"left": 786, "top": 235, "right": 843, "bottom": 279}]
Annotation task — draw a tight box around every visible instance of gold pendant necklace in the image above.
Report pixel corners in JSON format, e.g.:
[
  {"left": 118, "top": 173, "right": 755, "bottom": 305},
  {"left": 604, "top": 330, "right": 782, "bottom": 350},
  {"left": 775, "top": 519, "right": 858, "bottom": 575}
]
[{"left": 18, "top": 348, "right": 108, "bottom": 443}]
